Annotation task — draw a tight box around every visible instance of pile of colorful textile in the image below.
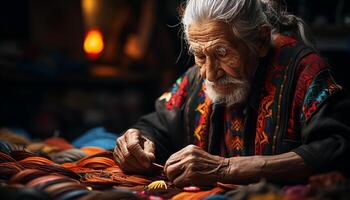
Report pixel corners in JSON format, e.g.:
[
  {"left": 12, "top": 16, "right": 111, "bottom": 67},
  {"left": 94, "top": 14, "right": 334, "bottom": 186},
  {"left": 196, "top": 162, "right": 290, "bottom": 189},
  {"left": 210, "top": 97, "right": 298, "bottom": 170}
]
[{"left": 0, "top": 128, "right": 350, "bottom": 200}]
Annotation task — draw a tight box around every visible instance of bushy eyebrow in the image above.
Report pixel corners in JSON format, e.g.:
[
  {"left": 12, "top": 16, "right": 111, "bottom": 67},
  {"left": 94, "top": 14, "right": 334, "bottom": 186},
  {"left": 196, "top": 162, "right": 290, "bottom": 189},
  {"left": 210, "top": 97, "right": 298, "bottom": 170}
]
[
  {"left": 189, "top": 41, "right": 230, "bottom": 55},
  {"left": 188, "top": 45, "right": 202, "bottom": 54}
]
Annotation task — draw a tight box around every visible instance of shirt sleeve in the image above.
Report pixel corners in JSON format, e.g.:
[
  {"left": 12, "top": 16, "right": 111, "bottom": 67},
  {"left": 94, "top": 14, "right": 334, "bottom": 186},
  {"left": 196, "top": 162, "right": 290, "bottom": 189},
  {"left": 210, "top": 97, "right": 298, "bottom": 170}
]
[
  {"left": 131, "top": 67, "right": 198, "bottom": 163},
  {"left": 292, "top": 68, "right": 350, "bottom": 173}
]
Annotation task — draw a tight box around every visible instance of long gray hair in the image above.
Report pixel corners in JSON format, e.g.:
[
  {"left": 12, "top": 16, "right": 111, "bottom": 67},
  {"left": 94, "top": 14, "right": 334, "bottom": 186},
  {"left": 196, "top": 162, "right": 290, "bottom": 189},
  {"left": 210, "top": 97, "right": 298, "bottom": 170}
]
[{"left": 182, "top": 0, "right": 315, "bottom": 52}]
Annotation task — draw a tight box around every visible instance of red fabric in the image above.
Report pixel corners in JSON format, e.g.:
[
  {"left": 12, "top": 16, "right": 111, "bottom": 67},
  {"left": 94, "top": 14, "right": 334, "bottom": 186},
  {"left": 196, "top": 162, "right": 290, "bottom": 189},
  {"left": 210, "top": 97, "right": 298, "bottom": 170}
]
[
  {"left": 165, "top": 76, "right": 189, "bottom": 110},
  {"left": 254, "top": 34, "right": 298, "bottom": 154},
  {"left": 286, "top": 53, "right": 328, "bottom": 139},
  {"left": 43, "top": 137, "right": 73, "bottom": 151}
]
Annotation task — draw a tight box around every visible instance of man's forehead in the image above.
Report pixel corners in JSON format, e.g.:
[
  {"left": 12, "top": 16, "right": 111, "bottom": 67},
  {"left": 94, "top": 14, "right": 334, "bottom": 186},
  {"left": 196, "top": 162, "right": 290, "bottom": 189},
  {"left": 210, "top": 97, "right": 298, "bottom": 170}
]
[{"left": 188, "top": 21, "right": 234, "bottom": 49}]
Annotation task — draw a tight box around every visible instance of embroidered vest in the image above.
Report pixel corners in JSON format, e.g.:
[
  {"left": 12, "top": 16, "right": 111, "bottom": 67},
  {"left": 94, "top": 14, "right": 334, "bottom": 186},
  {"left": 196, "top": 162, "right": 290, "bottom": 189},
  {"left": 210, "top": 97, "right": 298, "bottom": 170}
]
[
  {"left": 160, "top": 35, "right": 341, "bottom": 157},
  {"left": 185, "top": 40, "right": 316, "bottom": 157}
]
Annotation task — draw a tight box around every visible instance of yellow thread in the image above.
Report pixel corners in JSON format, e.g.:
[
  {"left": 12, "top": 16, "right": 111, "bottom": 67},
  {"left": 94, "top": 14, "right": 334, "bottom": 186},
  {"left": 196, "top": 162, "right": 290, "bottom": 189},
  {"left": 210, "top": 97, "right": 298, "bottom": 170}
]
[{"left": 147, "top": 180, "right": 167, "bottom": 190}]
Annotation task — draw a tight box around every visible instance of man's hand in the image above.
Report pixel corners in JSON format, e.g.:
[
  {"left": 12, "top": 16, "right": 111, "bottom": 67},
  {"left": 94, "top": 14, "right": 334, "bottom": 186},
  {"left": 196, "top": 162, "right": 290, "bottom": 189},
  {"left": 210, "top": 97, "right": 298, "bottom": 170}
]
[
  {"left": 164, "top": 145, "right": 229, "bottom": 187},
  {"left": 164, "top": 145, "right": 313, "bottom": 186},
  {"left": 114, "top": 129, "right": 155, "bottom": 174}
]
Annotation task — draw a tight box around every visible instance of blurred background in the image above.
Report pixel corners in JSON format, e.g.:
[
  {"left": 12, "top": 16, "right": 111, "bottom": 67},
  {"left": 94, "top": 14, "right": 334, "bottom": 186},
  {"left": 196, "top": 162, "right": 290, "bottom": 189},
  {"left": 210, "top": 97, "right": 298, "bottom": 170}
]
[{"left": 0, "top": 0, "right": 350, "bottom": 141}]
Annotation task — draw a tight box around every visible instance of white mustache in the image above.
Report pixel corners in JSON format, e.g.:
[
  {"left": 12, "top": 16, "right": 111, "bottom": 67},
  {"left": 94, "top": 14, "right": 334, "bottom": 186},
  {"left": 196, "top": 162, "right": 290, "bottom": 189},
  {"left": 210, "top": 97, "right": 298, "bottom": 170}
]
[
  {"left": 205, "top": 75, "right": 248, "bottom": 87},
  {"left": 204, "top": 75, "right": 250, "bottom": 107}
]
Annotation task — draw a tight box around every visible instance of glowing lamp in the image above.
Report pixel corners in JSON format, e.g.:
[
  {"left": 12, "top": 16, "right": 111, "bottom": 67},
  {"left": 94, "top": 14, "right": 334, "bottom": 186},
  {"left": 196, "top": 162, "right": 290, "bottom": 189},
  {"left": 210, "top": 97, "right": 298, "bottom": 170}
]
[{"left": 84, "top": 29, "right": 104, "bottom": 59}]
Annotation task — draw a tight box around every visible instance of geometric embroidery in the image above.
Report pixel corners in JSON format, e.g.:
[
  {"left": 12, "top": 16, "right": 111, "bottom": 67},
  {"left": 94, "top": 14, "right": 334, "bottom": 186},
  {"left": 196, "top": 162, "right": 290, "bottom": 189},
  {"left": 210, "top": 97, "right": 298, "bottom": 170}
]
[
  {"left": 231, "top": 136, "right": 244, "bottom": 151},
  {"left": 224, "top": 110, "right": 246, "bottom": 156},
  {"left": 182, "top": 35, "right": 340, "bottom": 157},
  {"left": 254, "top": 34, "right": 298, "bottom": 155},
  {"left": 255, "top": 129, "right": 269, "bottom": 155},
  {"left": 193, "top": 83, "right": 212, "bottom": 150},
  {"left": 161, "top": 74, "right": 189, "bottom": 110},
  {"left": 255, "top": 91, "right": 274, "bottom": 155},
  {"left": 301, "top": 70, "right": 342, "bottom": 121},
  {"left": 231, "top": 119, "right": 243, "bottom": 131}
]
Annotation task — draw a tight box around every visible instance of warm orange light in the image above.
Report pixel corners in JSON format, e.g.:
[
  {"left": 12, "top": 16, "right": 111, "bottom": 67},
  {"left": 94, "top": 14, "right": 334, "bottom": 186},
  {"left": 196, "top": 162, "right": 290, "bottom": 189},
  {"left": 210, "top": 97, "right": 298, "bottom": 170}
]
[
  {"left": 84, "top": 29, "right": 104, "bottom": 59},
  {"left": 81, "top": 0, "right": 99, "bottom": 26},
  {"left": 90, "top": 65, "right": 120, "bottom": 77}
]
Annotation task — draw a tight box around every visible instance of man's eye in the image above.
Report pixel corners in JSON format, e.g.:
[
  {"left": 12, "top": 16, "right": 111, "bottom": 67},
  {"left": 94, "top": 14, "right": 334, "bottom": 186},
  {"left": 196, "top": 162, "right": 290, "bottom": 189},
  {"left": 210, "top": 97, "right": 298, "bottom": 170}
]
[{"left": 216, "top": 47, "right": 227, "bottom": 57}]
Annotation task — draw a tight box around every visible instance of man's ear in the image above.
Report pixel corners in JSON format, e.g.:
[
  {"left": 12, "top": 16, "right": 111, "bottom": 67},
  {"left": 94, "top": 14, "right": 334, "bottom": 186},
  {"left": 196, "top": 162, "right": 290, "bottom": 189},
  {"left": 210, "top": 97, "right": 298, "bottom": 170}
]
[{"left": 257, "top": 25, "right": 271, "bottom": 57}]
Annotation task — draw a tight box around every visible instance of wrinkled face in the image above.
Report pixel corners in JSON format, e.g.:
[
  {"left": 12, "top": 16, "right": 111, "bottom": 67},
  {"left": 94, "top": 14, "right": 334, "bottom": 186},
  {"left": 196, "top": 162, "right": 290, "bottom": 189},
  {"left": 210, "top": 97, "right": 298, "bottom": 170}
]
[{"left": 188, "top": 21, "right": 259, "bottom": 106}]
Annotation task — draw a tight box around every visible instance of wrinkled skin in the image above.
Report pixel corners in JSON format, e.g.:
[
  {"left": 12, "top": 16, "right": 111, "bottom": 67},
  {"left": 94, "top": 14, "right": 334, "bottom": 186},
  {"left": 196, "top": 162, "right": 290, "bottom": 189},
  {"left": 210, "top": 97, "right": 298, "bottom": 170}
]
[
  {"left": 114, "top": 130, "right": 311, "bottom": 186},
  {"left": 187, "top": 21, "right": 270, "bottom": 88},
  {"left": 164, "top": 145, "right": 230, "bottom": 187},
  {"left": 114, "top": 21, "right": 312, "bottom": 185},
  {"left": 164, "top": 145, "right": 312, "bottom": 187},
  {"left": 160, "top": 21, "right": 271, "bottom": 187},
  {"left": 113, "top": 129, "right": 155, "bottom": 173}
]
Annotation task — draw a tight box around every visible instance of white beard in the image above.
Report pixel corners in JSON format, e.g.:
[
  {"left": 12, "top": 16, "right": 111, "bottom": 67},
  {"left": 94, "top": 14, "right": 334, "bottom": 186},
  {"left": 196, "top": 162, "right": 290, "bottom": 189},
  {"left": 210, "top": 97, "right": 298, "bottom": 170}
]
[{"left": 204, "top": 76, "right": 250, "bottom": 107}]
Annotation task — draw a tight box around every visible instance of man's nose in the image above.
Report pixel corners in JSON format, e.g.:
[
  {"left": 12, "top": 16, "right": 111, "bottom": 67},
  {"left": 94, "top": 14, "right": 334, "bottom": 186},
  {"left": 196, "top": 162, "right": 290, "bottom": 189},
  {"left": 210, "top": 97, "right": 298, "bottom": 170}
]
[{"left": 206, "top": 58, "right": 218, "bottom": 82}]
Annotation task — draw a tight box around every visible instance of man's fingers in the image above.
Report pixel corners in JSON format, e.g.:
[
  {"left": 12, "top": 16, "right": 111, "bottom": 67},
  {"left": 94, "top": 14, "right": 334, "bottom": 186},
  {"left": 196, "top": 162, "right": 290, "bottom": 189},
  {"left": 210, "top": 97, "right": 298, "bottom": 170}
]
[
  {"left": 125, "top": 129, "right": 140, "bottom": 141},
  {"left": 123, "top": 155, "right": 147, "bottom": 172},
  {"left": 173, "top": 169, "right": 191, "bottom": 187},
  {"left": 117, "top": 136, "right": 130, "bottom": 158},
  {"left": 143, "top": 137, "right": 155, "bottom": 153},
  {"left": 115, "top": 129, "right": 155, "bottom": 171},
  {"left": 165, "top": 151, "right": 179, "bottom": 170},
  {"left": 127, "top": 138, "right": 151, "bottom": 168},
  {"left": 116, "top": 135, "right": 135, "bottom": 166},
  {"left": 115, "top": 143, "right": 146, "bottom": 172},
  {"left": 113, "top": 147, "right": 122, "bottom": 166},
  {"left": 165, "top": 149, "right": 190, "bottom": 181},
  {"left": 164, "top": 148, "right": 186, "bottom": 171},
  {"left": 165, "top": 158, "right": 186, "bottom": 181},
  {"left": 143, "top": 139, "right": 155, "bottom": 161}
]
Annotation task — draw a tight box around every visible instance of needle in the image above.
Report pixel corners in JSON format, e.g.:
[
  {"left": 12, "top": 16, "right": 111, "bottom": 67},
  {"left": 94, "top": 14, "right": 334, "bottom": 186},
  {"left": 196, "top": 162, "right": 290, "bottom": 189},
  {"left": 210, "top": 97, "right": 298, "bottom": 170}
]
[{"left": 152, "top": 162, "right": 164, "bottom": 170}]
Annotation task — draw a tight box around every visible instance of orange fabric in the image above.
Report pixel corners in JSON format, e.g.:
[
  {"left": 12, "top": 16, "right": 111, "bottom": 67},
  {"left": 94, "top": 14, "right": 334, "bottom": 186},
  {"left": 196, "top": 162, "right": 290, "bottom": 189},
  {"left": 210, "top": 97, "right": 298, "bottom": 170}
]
[
  {"left": 77, "top": 157, "right": 115, "bottom": 169},
  {"left": 80, "top": 146, "right": 106, "bottom": 156},
  {"left": 19, "top": 156, "right": 55, "bottom": 165}
]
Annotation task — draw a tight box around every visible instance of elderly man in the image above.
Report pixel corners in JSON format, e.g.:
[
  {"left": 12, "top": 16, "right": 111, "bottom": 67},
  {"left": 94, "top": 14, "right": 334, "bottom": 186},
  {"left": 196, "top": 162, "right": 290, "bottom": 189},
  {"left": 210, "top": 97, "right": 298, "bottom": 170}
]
[{"left": 113, "top": 0, "right": 350, "bottom": 186}]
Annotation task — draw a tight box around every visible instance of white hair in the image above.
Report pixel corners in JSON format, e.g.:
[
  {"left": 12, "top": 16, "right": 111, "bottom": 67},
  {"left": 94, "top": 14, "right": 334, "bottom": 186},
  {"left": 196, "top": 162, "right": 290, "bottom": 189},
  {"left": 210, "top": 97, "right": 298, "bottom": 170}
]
[
  {"left": 182, "top": 0, "right": 315, "bottom": 52},
  {"left": 182, "top": 0, "right": 315, "bottom": 106}
]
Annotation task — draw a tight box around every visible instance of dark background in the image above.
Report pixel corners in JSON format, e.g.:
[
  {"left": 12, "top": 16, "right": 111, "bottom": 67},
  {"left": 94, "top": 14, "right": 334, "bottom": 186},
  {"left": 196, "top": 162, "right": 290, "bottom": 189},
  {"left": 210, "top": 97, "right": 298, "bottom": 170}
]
[{"left": 0, "top": 0, "right": 349, "bottom": 140}]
